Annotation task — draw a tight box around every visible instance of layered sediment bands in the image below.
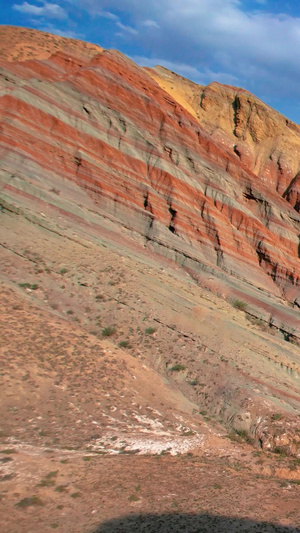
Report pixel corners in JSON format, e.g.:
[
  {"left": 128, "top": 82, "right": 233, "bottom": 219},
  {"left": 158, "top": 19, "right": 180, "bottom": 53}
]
[
  {"left": 0, "top": 29, "right": 300, "bottom": 301},
  {"left": 147, "top": 66, "right": 300, "bottom": 198}
]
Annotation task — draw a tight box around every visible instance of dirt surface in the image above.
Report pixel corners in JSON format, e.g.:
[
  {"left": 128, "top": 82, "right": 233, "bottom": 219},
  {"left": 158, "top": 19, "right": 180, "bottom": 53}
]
[
  {"left": 2, "top": 450, "right": 300, "bottom": 532},
  {"left": 0, "top": 25, "right": 103, "bottom": 62},
  {"left": 1, "top": 205, "right": 300, "bottom": 532},
  {"left": 0, "top": 26, "right": 300, "bottom": 532}
]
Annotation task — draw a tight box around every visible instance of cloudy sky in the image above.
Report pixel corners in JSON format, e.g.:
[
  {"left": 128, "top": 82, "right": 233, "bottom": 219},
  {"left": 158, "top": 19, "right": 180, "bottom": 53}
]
[{"left": 2, "top": 0, "right": 300, "bottom": 122}]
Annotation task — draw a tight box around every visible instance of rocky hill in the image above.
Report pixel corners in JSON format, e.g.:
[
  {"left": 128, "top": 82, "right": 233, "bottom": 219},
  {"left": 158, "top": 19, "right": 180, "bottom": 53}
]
[
  {"left": 147, "top": 65, "right": 300, "bottom": 202},
  {"left": 0, "top": 26, "right": 300, "bottom": 533}
]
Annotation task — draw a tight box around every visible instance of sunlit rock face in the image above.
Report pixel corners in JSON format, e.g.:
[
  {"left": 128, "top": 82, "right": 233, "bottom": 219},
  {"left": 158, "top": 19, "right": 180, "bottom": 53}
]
[{"left": 0, "top": 26, "right": 299, "bottom": 302}]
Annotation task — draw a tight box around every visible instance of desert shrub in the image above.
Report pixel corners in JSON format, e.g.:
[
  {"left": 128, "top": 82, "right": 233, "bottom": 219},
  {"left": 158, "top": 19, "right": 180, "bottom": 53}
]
[
  {"left": 274, "top": 446, "right": 288, "bottom": 457},
  {"left": 128, "top": 494, "right": 139, "bottom": 502},
  {"left": 101, "top": 326, "right": 116, "bottom": 337},
  {"left": 16, "top": 496, "right": 43, "bottom": 508},
  {"left": 19, "top": 282, "right": 38, "bottom": 290},
  {"left": 227, "top": 429, "right": 254, "bottom": 445},
  {"left": 170, "top": 363, "right": 186, "bottom": 372},
  {"left": 0, "top": 449, "right": 16, "bottom": 454},
  {"left": 145, "top": 327, "right": 156, "bottom": 335},
  {"left": 271, "top": 413, "right": 283, "bottom": 421},
  {"left": 118, "top": 340, "right": 130, "bottom": 348},
  {"left": 232, "top": 299, "right": 247, "bottom": 311}
]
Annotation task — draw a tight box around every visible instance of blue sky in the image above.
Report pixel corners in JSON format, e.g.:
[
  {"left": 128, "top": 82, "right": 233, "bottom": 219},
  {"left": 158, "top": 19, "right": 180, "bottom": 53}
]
[{"left": 2, "top": 0, "right": 300, "bottom": 122}]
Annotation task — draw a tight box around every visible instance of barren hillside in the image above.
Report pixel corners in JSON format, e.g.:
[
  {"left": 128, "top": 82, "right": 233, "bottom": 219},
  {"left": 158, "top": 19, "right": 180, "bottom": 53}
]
[{"left": 0, "top": 26, "right": 300, "bottom": 532}]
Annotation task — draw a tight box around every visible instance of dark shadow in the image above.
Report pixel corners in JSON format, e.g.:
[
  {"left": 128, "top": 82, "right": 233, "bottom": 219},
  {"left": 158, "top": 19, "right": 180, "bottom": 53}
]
[
  {"left": 93, "top": 512, "right": 300, "bottom": 532},
  {"left": 232, "top": 95, "right": 239, "bottom": 136}
]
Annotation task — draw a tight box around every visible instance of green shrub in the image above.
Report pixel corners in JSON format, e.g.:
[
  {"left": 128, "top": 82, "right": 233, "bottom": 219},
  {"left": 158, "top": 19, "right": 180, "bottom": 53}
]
[
  {"left": 145, "top": 327, "right": 156, "bottom": 335},
  {"left": 128, "top": 494, "right": 139, "bottom": 502},
  {"left": 170, "top": 364, "right": 186, "bottom": 372},
  {"left": 274, "top": 446, "right": 287, "bottom": 457},
  {"left": 118, "top": 340, "right": 130, "bottom": 348},
  {"left": 101, "top": 326, "right": 116, "bottom": 337},
  {"left": 18, "top": 282, "right": 38, "bottom": 290},
  {"left": 271, "top": 413, "right": 283, "bottom": 421},
  {"left": 16, "top": 496, "right": 43, "bottom": 508},
  {"left": 0, "top": 449, "right": 16, "bottom": 454},
  {"left": 232, "top": 299, "right": 247, "bottom": 311},
  {"left": 227, "top": 429, "right": 254, "bottom": 445},
  {"left": 55, "top": 485, "right": 68, "bottom": 492}
]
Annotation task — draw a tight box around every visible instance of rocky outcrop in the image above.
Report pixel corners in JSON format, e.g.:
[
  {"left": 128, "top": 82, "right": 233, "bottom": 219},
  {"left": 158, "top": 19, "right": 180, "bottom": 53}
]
[
  {"left": 0, "top": 27, "right": 299, "bottom": 309},
  {"left": 147, "top": 66, "right": 300, "bottom": 199},
  {"left": 1, "top": 27, "right": 300, "bottom": 459}
]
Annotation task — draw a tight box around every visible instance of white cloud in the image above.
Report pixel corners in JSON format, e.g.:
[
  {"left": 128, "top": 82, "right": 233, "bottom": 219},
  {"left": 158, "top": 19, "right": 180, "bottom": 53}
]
[
  {"left": 133, "top": 56, "right": 201, "bottom": 79},
  {"left": 63, "top": 0, "right": 300, "bottom": 71},
  {"left": 116, "top": 21, "right": 138, "bottom": 35},
  {"left": 88, "top": 9, "right": 118, "bottom": 20},
  {"left": 142, "top": 19, "right": 160, "bottom": 29},
  {"left": 38, "top": 22, "right": 82, "bottom": 39},
  {"left": 16, "top": 0, "right": 300, "bottom": 117},
  {"left": 13, "top": 2, "right": 67, "bottom": 19},
  {"left": 133, "top": 56, "right": 239, "bottom": 86}
]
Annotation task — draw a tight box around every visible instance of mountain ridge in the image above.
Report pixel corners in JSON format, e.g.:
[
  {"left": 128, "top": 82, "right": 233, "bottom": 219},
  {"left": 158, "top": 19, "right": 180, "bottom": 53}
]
[{"left": 1, "top": 25, "right": 300, "bottom": 531}]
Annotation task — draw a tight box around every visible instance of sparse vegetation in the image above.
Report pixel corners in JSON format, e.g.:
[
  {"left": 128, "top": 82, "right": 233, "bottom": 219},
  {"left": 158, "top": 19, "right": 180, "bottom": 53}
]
[
  {"left": 101, "top": 326, "right": 116, "bottom": 337},
  {"left": 18, "top": 282, "right": 38, "bottom": 290},
  {"left": 248, "top": 316, "right": 267, "bottom": 329},
  {"left": 55, "top": 485, "right": 68, "bottom": 493},
  {"left": 170, "top": 363, "right": 186, "bottom": 372},
  {"left": 189, "top": 378, "right": 199, "bottom": 386},
  {"left": 16, "top": 496, "right": 43, "bottom": 508},
  {"left": 232, "top": 299, "right": 247, "bottom": 311},
  {"left": 0, "top": 449, "right": 16, "bottom": 454},
  {"left": 118, "top": 340, "right": 130, "bottom": 348},
  {"left": 38, "top": 478, "right": 56, "bottom": 487},
  {"left": 38, "top": 471, "right": 58, "bottom": 487},
  {"left": 227, "top": 428, "right": 254, "bottom": 445},
  {"left": 145, "top": 326, "right": 156, "bottom": 335},
  {"left": 128, "top": 493, "right": 139, "bottom": 502},
  {"left": 271, "top": 413, "right": 283, "bottom": 421},
  {"left": 274, "top": 446, "right": 288, "bottom": 457}
]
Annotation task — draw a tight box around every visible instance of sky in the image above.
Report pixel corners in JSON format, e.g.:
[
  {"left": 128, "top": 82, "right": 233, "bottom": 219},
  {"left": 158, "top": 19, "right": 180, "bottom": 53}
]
[{"left": 2, "top": 0, "right": 300, "bottom": 122}]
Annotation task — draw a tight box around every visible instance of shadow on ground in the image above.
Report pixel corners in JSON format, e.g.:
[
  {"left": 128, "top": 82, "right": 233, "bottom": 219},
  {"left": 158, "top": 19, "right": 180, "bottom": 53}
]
[{"left": 94, "top": 513, "right": 300, "bottom": 532}]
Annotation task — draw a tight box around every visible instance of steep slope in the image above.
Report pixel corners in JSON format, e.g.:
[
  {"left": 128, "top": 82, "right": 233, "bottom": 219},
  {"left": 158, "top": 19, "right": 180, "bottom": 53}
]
[
  {"left": 2, "top": 31, "right": 300, "bottom": 532},
  {"left": 0, "top": 28, "right": 299, "bottom": 313},
  {"left": 0, "top": 27, "right": 300, "bottom": 455},
  {"left": 146, "top": 66, "right": 300, "bottom": 202}
]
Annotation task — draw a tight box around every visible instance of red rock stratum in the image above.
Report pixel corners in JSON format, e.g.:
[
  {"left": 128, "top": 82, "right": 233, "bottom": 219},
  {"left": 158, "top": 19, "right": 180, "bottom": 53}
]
[
  {"left": 0, "top": 26, "right": 300, "bottom": 456},
  {"left": 1, "top": 27, "right": 299, "bottom": 317}
]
